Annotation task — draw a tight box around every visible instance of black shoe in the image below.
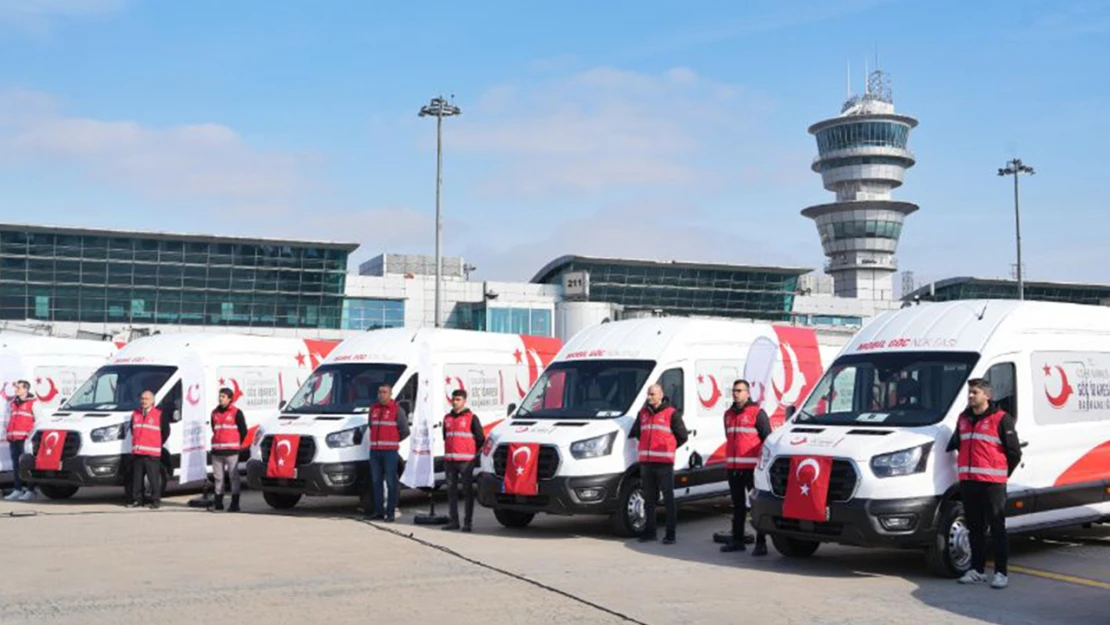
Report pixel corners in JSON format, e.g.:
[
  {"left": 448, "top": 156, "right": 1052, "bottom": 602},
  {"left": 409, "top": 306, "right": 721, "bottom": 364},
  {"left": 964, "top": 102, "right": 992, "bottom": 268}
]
[
  {"left": 462, "top": 525, "right": 473, "bottom": 533},
  {"left": 638, "top": 534, "right": 658, "bottom": 543},
  {"left": 752, "top": 542, "right": 768, "bottom": 557},
  {"left": 213, "top": 495, "right": 224, "bottom": 511},
  {"left": 442, "top": 523, "right": 461, "bottom": 531},
  {"left": 228, "top": 495, "right": 240, "bottom": 513},
  {"left": 148, "top": 502, "right": 160, "bottom": 510},
  {"left": 743, "top": 533, "right": 756, "bottom": 545},
  {"left": 126, "top": 501, "right": 143, "bottom": 508},
  {"left": 384, "top": 516, "right": 395, "bottom": 523},
  {"left": 720, "top": 541, "right": 745, "bottom": 553},
  {"left": 662, "top": 535, "right": 676, "bottom": 545}
]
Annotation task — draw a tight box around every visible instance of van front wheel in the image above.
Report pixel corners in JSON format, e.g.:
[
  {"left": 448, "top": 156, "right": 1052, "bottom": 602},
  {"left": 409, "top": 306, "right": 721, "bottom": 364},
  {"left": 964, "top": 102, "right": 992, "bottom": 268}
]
[
  {"left": 263, "top": 491, "right": 302, "bottom": 510},
  {"left": 926, "top": 500, "right": 971, "bottom": 578},
  {"left": 494, "top": 508, "right": 535, "bottom": 529},
  {"left": 39, "top": 484, "right": 79, "bottom": 500},
  {"left": 771, "top": 534, "right": 821, "bottom": 557},
  {"left": 611, "top": 477, "right": 647, "bottom": 537}
]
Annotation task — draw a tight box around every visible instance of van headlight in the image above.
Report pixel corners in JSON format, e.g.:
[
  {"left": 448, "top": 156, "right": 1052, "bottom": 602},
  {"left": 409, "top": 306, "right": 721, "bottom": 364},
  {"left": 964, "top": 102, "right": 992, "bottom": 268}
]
[
  {"left": 570, "top": 432, "right": 617, "bottom": 459},
  {"left": 870, "top": 443, "right": 932, "bottom": 478},
  {"left": 90, "top": 423, "right": 127, "bottom": 442},
  {"left": 325, "top": 426, "right": 366, "bottom": 449}
]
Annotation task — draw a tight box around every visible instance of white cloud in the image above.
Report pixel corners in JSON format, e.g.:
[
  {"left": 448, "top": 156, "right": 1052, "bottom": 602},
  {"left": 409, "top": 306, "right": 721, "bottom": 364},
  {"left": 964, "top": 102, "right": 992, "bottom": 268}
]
[
  {"left": 450, "top": 66, "right": 781, "bottom": 200},
  {"left": 0, "top": 89, "right": 310, "bottom": 203}
]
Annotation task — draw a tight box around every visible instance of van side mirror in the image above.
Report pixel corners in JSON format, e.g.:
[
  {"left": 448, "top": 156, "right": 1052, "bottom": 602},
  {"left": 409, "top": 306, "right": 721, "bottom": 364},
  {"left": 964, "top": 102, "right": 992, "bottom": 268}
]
[
  {"left": 507, "top": 403, "right": 517, "bottom": 416},
  {"left": 278, "top": 400, "right": 287, "bottom": 410},
  {"left": 785, "top": 405, "right": 796, "bottom": 419}
]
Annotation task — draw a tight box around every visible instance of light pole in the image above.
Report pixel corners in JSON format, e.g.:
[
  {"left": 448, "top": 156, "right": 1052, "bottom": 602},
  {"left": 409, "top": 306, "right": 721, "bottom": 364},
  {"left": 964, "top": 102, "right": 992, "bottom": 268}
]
[
  {"left": 998, "top": 158, "right": 1034, "bottom": 301},
  {"left": 419, "top": 95, "right": 461, "bottom": 328}
]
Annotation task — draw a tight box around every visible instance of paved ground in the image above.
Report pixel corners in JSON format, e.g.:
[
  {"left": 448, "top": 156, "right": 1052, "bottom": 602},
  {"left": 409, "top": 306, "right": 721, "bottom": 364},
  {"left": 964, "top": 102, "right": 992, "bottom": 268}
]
[{"left": 1, "top": 485, "right": 1106, "bottom": 625}]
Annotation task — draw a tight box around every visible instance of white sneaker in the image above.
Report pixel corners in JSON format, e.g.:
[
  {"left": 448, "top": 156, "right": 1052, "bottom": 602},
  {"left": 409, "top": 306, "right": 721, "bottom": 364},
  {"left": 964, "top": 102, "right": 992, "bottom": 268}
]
[
  {"left": 3, "top": 490, "right": 20, "bottom": 501},
  {"left": 990, "top": 573, "right": 1009, "bottom": 589},
  {"left": 18, "top": 489, "right": 35, "bottom": 501},
  {"left": 958, "top": 570, "right": 987, "bottom": 584}
]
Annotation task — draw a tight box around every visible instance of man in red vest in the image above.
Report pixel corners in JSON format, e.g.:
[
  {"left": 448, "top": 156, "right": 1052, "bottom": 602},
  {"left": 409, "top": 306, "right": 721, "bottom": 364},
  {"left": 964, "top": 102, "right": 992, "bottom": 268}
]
[
  {"left": 720, "top": 379, "right": 771, "bottom": 555},
  {"left": 5, "top": 380, "right": 41, "bottom": 501},
  {"left": 628, "top": 383, "right": 688, "bottom": 544},
  {"left": 946, "top": 378, "right": 1021, "bottom": 589},
  {"left": 367, "top": 383, "right": 409, "bottom": 522},
  {"left": 210, "top": 387, "right": 248, "bottom": 512},
  {"left": 442, "top": 389, "right": 484, "bottom": 532},
  {"left": 129, "top": 390, "right": 169, "bottom": 509}
]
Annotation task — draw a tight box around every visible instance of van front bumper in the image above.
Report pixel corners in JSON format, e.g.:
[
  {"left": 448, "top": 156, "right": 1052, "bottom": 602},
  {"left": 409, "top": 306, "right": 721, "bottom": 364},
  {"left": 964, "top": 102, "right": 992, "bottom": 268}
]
[
  {"left": 751, "top": 489, "right": 941, "bottom": 548},
  {"left": 477, "top": 471, "right": 625, "bottom": 516},
  {"left": 246, "top": 459, "right": 367, "bottom": 497},
  {"left": 19, "top": 453, "right": 129, "bottom": 487}
]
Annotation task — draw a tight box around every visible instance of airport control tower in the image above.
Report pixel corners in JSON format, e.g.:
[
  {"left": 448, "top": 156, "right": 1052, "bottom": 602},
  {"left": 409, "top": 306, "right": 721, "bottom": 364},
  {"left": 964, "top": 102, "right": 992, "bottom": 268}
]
[{"left": 802, "top": 68, "right": 918, "bottom": 300}]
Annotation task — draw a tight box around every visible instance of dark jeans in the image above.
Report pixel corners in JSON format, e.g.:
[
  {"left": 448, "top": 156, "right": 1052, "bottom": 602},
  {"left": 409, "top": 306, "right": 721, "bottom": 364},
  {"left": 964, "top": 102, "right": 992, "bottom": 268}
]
[
  {"left": 9, "top": 440, "right": 26, "bottom": 491},
  {"left": 444, "top": 460, "right": 475, "bottom": 526},
  {"left": 369, "top": 450, "right": 400, "bottom": 518},
  {"left": 728, "top": 469, "right": 765, "bottom": 544},
  {"left": 132, "top": 455, "right": 162, "bottom": 504},
  {"left": 961, "top": 480, "right": 1008, "bottom": 575},
  {"left": 641, "top": 463, "right": 677, "bottom": 538}
]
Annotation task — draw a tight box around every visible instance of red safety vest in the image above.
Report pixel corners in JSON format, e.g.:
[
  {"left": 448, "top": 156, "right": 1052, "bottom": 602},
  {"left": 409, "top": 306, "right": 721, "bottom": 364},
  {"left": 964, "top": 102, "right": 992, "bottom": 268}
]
[
  {"left": 369, "top": 401, "right": 401, "bottom": 451},
  {"left": 956, "top": 409, "right": 1009, "bottom": 484},
  {"left": 211, "top": 404, "right": 242, "bottom": 451},
  {"left": 637, "top": 405, "right": 677, "bottom": 465},
  {"left": 131, "top": 408, "right": 163, "bottom": 457},
  {"left": 443, "top": 410, "right": 476, "bottom": 463},
  {"left": 6, "top": 397, "right": 36, "bottom": 441},
  {"left": 725, "top": 402, "right": 762, "bottom": 469}
]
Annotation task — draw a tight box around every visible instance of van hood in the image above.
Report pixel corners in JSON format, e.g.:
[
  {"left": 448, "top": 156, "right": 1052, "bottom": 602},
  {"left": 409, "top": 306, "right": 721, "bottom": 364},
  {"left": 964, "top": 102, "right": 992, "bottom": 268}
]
[
  {"left": 38, "top": 410, "right": 130, "bottom": 432},
  {"left": 490, "top": 418, "right": 627, "bottom": 445},
  {"left": 261, "top": 412, "right": 367, "bottom": 436},
  {"left": 767, "top": 422, "right": 943, "bottom": 462}
]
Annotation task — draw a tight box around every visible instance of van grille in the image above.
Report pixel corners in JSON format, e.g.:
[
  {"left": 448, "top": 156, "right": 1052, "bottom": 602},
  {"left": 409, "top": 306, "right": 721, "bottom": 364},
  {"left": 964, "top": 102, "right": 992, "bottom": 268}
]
[
  {"left": 769, "top": 457, "right": 858, "bottom": 502},
  {"left": 492, "top": 444, "right": 559, "bottom": 479},
  {"left": 260, "top": 435, "right": 317, "bottom": 466}
]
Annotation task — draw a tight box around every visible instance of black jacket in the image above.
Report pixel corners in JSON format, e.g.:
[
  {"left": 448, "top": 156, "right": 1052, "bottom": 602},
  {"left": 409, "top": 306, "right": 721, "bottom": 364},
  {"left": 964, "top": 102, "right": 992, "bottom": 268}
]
[
  {"left": 946, "top": 402, "right": 1022, "bottom": 476},
  {"left": 445, "top": 408, "right": 484, "bottom": 462},
  {"left": 394, "top": 405, "right": 411, "bottom": 442},
  {"left": 726, "top": 401, "right": 772, "bottom": 442},
  {"left": 210, "top": 404, "right": 249, "bottom": 457},
  {"left": 629, "top": 400, "right": 689, "bottom": 448}
]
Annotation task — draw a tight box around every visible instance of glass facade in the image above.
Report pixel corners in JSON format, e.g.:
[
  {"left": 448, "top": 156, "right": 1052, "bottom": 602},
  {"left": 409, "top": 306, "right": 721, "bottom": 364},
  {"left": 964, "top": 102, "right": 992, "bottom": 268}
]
[
  {"left": 445, "top": 304, "right": 554, "bottom": 337},
  {"left": 818, "top": 219, "right": 903, "bottom": 243},
  {"left": 818, "top": 155, "right": 910, "bottom": 172},
  {"left": 910, "top": 279, "right": 1110, "bottom": 306},
  {"left": 342, "top": 298, "right": 405, "bottom": 331},
  {"left": 535, "top": 258, "right": 804, "bottom": 322},
  {"left": 0, "top": 226, "right": 353, "bottom": 329},
  {"left": 815, "top": 121, "right": 910, "bottom": 155}
]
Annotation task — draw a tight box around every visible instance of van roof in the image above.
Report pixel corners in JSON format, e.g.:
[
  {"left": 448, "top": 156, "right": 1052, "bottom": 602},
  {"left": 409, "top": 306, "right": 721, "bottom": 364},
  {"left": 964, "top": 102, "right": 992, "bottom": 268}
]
[
  {"left": 114, "top": 333, "right": 315, "bottom": 361},
  {"left": 843, "top": 299, "right": 1110, "bottom": 356},
  {"left": 324, "top": 328, "right": 560, "bottom": 364},
  {"left": 0, "top": 334, "right": 118, "bottom": 358},
  {"left": 558, "top": 317, "right": 779, "bottom": 362}
]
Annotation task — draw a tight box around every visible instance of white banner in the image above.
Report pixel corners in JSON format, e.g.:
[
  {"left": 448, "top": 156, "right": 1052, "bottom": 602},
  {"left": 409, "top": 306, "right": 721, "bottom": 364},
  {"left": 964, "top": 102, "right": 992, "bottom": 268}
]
[
  {"left": 178, "top": 355, "right": 208, "bottom": 485},
  {"left": 401, "top": 341, "right": 435, "bottom": 489}
]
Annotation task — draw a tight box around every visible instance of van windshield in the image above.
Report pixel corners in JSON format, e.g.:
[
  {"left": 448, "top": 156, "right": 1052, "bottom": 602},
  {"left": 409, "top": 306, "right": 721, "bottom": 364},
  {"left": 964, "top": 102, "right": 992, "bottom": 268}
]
[
  {"left": 286, "top": 364, "right": 406, "bottom": 414},
  {"left": 63, "top": 365, "right": 177, "bottom": 412},
  {"left": 516, "top": 359, "right": 655, "bottom": 419},
  {"left": 794, "top": 351, "right": 980, "bottom": 427}
]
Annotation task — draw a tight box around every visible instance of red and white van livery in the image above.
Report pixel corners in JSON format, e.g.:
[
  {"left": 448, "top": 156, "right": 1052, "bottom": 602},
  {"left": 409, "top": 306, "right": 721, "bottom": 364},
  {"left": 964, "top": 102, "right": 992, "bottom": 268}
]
[
  {"left": 753, "top": 300, "right": 1110, "bottom": 576},
  {"left": 478, "top": 317, "right": 844, "bottom": 536},
  {"left": 246, "top": 328, "right": 561, "bottom": 510}
]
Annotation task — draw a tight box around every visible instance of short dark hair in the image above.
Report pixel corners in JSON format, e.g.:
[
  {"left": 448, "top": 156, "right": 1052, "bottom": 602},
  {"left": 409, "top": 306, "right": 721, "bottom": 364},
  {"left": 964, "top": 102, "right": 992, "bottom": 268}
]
[
  {"left": 451, "top": 389, "right": 468, "bottom": 400},
  {"left": 732, "top": 379, "right": 750, "bottom": 391},
  {"left": 967, "top": 378, "right": 992, "bottom": 393},
  {"left": 15, "top": 379, "right": 30, "bottom": 390},
  {"left": 219, "top": 387, "right": 234, "bottom": 399}
]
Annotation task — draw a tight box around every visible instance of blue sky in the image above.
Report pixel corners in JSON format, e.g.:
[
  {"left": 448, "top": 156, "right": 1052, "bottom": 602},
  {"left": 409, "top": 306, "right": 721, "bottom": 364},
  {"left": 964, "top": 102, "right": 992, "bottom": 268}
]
[{"left": 0, "top": 0, "right": 1107, "bottom": 287}]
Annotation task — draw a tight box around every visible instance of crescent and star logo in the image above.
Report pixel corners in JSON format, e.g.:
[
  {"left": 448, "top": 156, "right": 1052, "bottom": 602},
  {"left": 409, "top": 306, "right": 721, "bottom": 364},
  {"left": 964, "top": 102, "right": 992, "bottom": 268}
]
[
  {"left": 513, "top": 347, "right": 543, "bottom": 399},
  {"left": 512, "top": 445, "right": 533, "bottom": 476},
  {"left": 773, "top": 342, "right": 806, "bottom": 404},
  {"left": 35, "top": 377, "right": 59, "bottom": 402},
  {"left": 697, "top": 374, "right": 722, "bottom": 409},
  {"left": 444, "top": 376, "right": 466, "bottom": 404},
  {"left": 0, "top": 381, "right": 16, "bottom": 401},
  {"left": 795, "top": 457, "right": 822, "bottom": 496},
  {"left": 44, "top": 431, "right": 60, "bottom": 452},
  {"left": 789, "top": 435, "right": 808, "bottom": 446},
  {"left": 186, "top": 383, "right": 202, "bottom": 406},
  {"left": 218, "top": 377, "right": 244, "bottom": 403},
  {"left": 276, "top": 439, "right": 293, "bottom": 467},
  {"left": 1043, "top": 364, "right": 1073, "bottom": 409}
]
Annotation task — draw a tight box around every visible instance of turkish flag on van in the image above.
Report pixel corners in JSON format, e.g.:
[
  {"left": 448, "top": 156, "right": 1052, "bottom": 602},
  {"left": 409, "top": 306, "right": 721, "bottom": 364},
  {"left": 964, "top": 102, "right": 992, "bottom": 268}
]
[
  {"left": 782, "top": 455, "right": 833, "bottom": 522},
  {"left": 503, "top": 443, "right": 540, "bottom": 495},
  {"left": 35, "top": 430, "right": 67, "bottom": 471},
  {"left": 266, "top": 434, "right": 301, "bottom": 479}
]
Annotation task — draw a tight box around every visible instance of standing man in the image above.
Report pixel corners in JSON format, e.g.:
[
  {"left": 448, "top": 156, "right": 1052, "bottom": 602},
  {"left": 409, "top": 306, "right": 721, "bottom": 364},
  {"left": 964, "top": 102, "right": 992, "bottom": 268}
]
[
  {"left": 5, "top": 380, "right": 40, "bottom": 501},
  {"left": 442, "top": 389, "right": 484, "bottom": 532},
  {"left": 628, "top": 383, "right": 688, "bottom": 545},
  {"left": 367, "top": 383, "right": 409, "bottom": 522},
  {"left": 720, "top": 380, "right": 771, "bottom": 555},
  {"left": 210, "top": 387, "right": 247, "bottom": 512},
  {"left": 947, "top": 378, "right": 1022, "bottom": 589},
  {"left": 130, "top": 390, "right": 169, "bottom": 509}
]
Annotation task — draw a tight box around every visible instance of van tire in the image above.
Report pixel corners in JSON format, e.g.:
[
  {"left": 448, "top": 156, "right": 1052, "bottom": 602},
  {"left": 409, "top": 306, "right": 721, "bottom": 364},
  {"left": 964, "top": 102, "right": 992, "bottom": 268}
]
[
  {"left": 771, "top": 534, "right": 821, "bottom": 558},
  {"left": 39, "top": 484, "right": 79, "bottom": 500},
  {"left": 611, "top": 477, "right": 647, "bottom": 537},
  {"left": 926, "top": 500, "right": 971, "bottom": 578},
  {"left": 263, "top": 491, "right": 302, "bottom": 510},
  {"left": 494, "top": 508, "right": 535, "bottom": 529}
]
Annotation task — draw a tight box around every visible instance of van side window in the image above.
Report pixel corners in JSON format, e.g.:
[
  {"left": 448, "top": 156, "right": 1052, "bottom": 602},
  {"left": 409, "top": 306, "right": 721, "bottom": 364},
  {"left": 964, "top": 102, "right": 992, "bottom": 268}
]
[
  {"left": 657, "top": 368, "right": 684, "bottom": 413},
  {"left": 396, "top": 375, "right": 418, "bottom": 424},
  {"left": 984, "top": 363, "right": 1017, "bottom": 420},
  {"left": 159, "top": 381, "right": 182, "bottom": 422}
]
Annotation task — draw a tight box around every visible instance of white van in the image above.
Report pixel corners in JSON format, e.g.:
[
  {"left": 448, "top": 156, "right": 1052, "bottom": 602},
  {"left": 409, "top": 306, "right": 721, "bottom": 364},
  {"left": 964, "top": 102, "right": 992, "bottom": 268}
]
[
  {"left": 20, "top": 333, "right": 336, "bottom": 500},
  {"left": 1, "top": 334, "right": 119, "bottom": 483},
  {"left": 478, "top": 317, "right": 844, "bottom": 536},
  {"left": 246, "top": 328, "right": 562, "bottom": 510},
  {"left": 753, "top": 300, "right": 1110, "bottom": 576}
]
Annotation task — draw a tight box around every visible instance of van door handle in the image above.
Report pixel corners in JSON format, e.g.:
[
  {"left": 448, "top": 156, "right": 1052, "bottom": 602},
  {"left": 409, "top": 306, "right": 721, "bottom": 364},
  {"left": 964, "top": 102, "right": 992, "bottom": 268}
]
[
  {"left": 690, "top": 429, "right": 697, "bottom": 437},
  {"left": 1019, "top": 440, "right": 1029, "bottom": 448}
]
